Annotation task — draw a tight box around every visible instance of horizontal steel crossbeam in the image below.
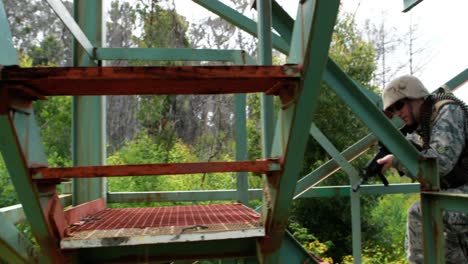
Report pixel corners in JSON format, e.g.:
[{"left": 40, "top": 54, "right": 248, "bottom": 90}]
[
  {"left": 32, "top": 159, "right": 280, "bottom": 179},
  {"left": 0, "top": 65, "right": 300, "bottom": 96}
]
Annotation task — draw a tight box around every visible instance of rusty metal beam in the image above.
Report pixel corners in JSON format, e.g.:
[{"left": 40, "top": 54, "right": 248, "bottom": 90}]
[
  {"left": 63, "top": 198, "right": 105, "bottom": 226},
  {"left": 0, "top": 65, "right": 300, "bottom": 96},
  {"left": 32, "top": 159, "right": 281, "bottom": 179}
]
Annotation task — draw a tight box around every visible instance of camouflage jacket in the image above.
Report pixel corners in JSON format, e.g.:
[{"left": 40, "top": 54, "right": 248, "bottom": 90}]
[{"left": 394, "top": 103, "right": 466, "bottom": 181}]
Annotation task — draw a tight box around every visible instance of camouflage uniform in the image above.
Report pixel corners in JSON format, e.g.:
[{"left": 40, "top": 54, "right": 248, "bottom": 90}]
[{"left": 395, "top": 104, "right": 468, "bottom": 263}]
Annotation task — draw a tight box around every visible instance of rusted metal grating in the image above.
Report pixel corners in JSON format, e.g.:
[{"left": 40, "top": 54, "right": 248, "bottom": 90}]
[
  {"left": 69, "top": 203, "right": 260, "bottom": 232},
  {"left": 61, "top": 203, "right": 264, "bottom": 249}
]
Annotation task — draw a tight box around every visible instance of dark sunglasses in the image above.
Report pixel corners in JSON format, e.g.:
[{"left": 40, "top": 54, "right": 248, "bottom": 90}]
[
  {"left": 384, "top": 100, "right": 405, "bottom": 118},
  {"left": 387, "top": 100, "right": 406, "bottom": 113}
]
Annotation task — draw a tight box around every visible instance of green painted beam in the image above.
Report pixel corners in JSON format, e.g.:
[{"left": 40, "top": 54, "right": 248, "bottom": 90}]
[
  {"left": 192, "top": 0, "right": 289, "bottom": 54},
  {"left": 270, "top": 2, "right": 293, "bottom": 45},
  {"left": 324, "top": 59, "right": 421, "bottom": 178},
  {"left": 45, "top": 0, "right": 94, "bottom": 58},
  {"left": 309, "top": 123, "right": 360, "bottom": 180},
  {"left": 0, "top": 213, "right": 37, "bottom": 264},
  {"left": 309, "top": 123, "right": 362, "bottom": 262},
  {"left": 96, "top": 48, "right": 247, "bottom": 62},
  {"left": 256, "top": 3, "right": 277, "bottom": 258},
  {"left": 277, "top": 0, "right": 339, "bottom": 212},
  {"left": 294, "top": 132, "right": 376, "bottom": 198},
  {"left": 107, "top": 190, "right": 263, "bottom": 203},
  {"left": 0, "top": 0, "right": 18, "bottom": 65},
  {"left": 252, "top": 0, "right": 293, "bottom": 45},
  {"left": 421, "top": 192, "right": 468, "bottom": 214},
  {"left": 12, "top": 108, "right": 48, "bottom": 167},
  {"left": 232, "top": 52, "right": 255, "bottom": 206},
  {"left": 419, "top": 159, "right": 444, "bottom": 263},
  {"left": 0, "top": 115, "right": 61, "bottom": 262},
  {"left": 72, "top": 96, "right": 106, "bottom": 205},
  {"left": 232, "top": 51, "right": 256, "bottom": 65},
  {"left": 263, "top": 1, "right": 339, "bottom": 262},
  {"left": 235, "top": 95, "right": 249, "bottom": 205},
  {"left": 300, "top": 183, "right": 420, "bottom": 198},
  {"left": 445, "top": 68, "right": 468, "bottom": 92},
  {"left": 257, "top": 0, "right": 274, "bottom": 159},
  {"left": 403, "top": 0, "right": 424, "bottom": 12},
  {"left": 105, "top": 183, "right": 422, "bottom": 204},
  {"left": 72, "top": 0, "right": 106, "bottom": 205}
]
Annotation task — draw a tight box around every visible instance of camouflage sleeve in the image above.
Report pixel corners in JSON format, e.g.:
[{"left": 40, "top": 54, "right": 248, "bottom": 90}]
[
  {"left": 423, "top": 104, "right": 465, "bottom": 177},
  {"left": 391, "top": 133, "right": 420, "bottom": 178}
]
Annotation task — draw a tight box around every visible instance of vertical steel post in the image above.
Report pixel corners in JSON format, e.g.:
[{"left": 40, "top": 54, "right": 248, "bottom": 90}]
[
  {"left": 233, "top": 54, "right": 255, "bottom": 205},
  {"left": 72, "top": 0, "right": 106, "bottom": 205},
  {"left": 234, "top": 94, "right": 248, "bottom": 205},
  {"left": 259, "top": 1, "right": 339, "bottom": 262},
  {"left": 420, "top": 158, "right": 444, "bottom": 263},
  {"left": 256, "top": 1, "right": 276, "bottom": 261},
  {"left": 257, "top": 0, "right": 274, "bottom": 158},
  {"left": 309, "top": 123, "right": 362, "bottom": 262}
]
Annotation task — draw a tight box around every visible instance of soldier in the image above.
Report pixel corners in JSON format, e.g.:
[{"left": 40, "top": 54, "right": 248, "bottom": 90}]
[{"left": 377, "top": 75, "right": 468, "bottom": 263}]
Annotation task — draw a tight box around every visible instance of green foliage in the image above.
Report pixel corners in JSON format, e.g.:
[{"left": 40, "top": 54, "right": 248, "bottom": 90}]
[
  {"left": 33, "top": 96, "right": 72, "bottom": 167},
  {"left": 0, "top": 155, "right": 18, "bottom": 207},
  {"left": 134, "top": 0, "right": 189, "bottom": 49},
  {"left": 246, "top": 94, "right": 262, "bottom": 161},
  {"left": 331, "top": 15, "right": 377, "bottom": 84},
  {"left": 288, "top": 222, "right": 334, "bottom": 263},
  {"left": 362, "top": 174, "right": 418, "bottom": 263},
  {"left": 130, "top": 1, "right": 192, "bottom": 153},
  {"left": 107, "top": 131, "right": 240, "bottom": 208},
  {"left": 27, "top": 35, "right": 64, "bottom": 66},
  {"left": 18, "top": 52, "right": 33, "bottom": 67}
]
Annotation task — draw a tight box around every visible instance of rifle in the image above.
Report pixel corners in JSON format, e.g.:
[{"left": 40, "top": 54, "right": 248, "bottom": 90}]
[{"left": 352, "top": 125, "right": 415, "bottom": 192}]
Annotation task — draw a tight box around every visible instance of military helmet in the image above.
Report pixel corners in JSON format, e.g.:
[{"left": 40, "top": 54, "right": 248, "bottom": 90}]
[{"left": 382, "top": 75, "right": 429, "bottom": 110}]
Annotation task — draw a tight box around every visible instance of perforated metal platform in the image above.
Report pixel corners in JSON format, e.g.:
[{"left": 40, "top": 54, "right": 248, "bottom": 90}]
[{"left": 61, "top": 203, "right": 264, "bottom": 249}]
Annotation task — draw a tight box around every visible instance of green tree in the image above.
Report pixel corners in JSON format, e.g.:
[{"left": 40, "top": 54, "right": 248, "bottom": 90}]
[
  {"left": 105, "top": 0, "right": 139, "bottom": 154},
  {"left": 131, "top": 0, "right": 190, "bottom": 152},
  {"left": 4, "top": 0, "right": 73, "bottom": 66},
  {"left": 27, "top": 35, "right": 64, "bottom": 66},
  {"left": 107, "top": 0, "right": 136, "bottom": 50}
]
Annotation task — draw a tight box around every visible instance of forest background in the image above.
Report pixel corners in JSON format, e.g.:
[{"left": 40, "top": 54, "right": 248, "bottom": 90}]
[{"left": 1, "top": 0, "right": 441, "bottom": 263}]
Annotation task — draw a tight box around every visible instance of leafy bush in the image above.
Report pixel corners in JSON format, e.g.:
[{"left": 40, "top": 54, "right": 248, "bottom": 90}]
[{"left": 289, "top": 221, "right": 334, "bottom": 263}]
